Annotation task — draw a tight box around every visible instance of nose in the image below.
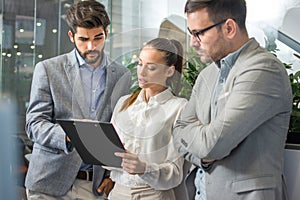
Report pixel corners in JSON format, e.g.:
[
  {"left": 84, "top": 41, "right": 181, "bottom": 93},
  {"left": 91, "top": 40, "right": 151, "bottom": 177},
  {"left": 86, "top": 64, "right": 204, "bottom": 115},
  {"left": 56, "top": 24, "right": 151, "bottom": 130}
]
[
  {"left": 138, "top": 65, "right": 147, "bottom": 76},
  {"left": 87, "top": 41, "right": 96, "bottom": 50},
  {"left": 190, "top": 36, "right": 200, "bottom": 47}
]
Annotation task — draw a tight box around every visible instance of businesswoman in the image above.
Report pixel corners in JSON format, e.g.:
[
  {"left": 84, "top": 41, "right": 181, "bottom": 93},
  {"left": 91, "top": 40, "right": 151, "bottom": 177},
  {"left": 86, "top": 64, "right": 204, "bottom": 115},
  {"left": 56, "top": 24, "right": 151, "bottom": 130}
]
[{"left": 109, "top": 38, "right": 187, "bottom": 200}]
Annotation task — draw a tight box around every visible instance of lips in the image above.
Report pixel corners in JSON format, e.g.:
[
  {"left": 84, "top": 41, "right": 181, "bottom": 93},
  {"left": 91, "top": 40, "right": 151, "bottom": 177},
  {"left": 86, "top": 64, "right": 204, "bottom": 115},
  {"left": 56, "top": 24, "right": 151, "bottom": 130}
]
[
  {"left": 87, "top": 52, "right": 97, "bottom": 57},
  {"left": 84, "top": 50, "right": 99, "bottom": 57},
  {"left": 138, "top": 78, "right": 147, "bottom": 84}
]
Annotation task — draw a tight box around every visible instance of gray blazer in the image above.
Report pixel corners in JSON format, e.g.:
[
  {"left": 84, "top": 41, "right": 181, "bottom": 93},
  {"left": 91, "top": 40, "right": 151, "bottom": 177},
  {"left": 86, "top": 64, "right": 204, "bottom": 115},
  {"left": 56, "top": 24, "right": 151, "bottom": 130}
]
[
  {"left": 25, "top": 49, "right": 131, "bottom": 196},
  {"left": 174, "top": 39, "right": 292, "bottom": 200}
]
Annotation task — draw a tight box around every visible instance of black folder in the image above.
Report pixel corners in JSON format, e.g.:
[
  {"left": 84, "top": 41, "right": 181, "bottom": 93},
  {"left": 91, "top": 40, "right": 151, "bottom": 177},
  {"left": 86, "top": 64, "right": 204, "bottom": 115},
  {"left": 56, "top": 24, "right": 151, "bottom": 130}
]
[{"left": 57, "top": 119, "right": 125, "bottom": 168}]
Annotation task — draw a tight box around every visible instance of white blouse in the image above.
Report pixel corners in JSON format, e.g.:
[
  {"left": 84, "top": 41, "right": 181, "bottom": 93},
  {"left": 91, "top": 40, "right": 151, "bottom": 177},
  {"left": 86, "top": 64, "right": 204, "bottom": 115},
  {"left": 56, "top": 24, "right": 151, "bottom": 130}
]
[{"left": 110, "top": 88, "right": 187, "bottom": 190}]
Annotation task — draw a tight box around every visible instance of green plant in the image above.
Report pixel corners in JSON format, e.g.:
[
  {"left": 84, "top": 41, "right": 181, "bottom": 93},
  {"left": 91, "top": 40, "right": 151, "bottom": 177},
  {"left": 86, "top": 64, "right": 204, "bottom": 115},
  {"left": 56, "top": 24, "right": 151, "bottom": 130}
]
[
  {"left": 265, "top": 37, "right": 300, "bottom": 134},
  {"left": 288, "top": 69, "right": 300, "bottom": 132},
  {"left": 179, "top": 48, "right": 208, "bottom": 99}
]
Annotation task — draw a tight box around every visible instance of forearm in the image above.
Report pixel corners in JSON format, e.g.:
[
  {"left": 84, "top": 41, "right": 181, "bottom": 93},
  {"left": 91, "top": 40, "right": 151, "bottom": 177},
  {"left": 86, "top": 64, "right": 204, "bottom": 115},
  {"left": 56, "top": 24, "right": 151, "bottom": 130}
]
[
  {"left": 140, "top": 157, "right": 184, "bottom": 190},
  {"left": 174, "top": 68, "right": 288, "bottom": 161},
  {"left": 26, "top": 113, "right": 68, "bottom": 152},
  {"left": 26, "top": 62, "right": 69, "bottom": 152}
]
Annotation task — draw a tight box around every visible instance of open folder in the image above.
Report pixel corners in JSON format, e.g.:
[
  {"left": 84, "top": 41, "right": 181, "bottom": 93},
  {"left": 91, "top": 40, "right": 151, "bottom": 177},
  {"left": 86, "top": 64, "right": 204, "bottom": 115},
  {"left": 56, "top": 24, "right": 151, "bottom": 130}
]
[{"left": 57, "top": 119, "right": 125, "bottom": 168}]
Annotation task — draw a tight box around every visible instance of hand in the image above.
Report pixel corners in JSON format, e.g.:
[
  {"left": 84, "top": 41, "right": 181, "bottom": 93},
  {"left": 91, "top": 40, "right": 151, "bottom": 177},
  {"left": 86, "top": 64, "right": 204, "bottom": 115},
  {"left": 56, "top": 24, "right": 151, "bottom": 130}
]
[
  {"left": 66, "top": 136, "right": 71, "bottom": 142},
  {"left": 114, "top": 150, "right": 146, "bottom": 175},
  {"left": 97, "top": 178, "right": 115, "bottom": 196},
  {"left": 202, "top": 159, "right": 215, "bottom": 163}
]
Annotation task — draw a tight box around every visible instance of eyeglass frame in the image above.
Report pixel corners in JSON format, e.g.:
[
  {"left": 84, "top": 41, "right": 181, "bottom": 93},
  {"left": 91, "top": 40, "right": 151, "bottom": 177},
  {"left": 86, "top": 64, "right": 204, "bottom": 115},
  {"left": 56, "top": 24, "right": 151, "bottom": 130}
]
[{"left": 187, "top": 19, "right": 227, "bottom": 41}]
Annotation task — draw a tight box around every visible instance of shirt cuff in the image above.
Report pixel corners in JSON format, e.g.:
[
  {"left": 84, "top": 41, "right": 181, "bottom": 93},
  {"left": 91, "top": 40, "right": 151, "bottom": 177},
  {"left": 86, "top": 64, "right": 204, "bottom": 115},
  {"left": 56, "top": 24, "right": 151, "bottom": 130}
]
[{"left": 201, "top": 160, "right": 214, "bottom": 171}]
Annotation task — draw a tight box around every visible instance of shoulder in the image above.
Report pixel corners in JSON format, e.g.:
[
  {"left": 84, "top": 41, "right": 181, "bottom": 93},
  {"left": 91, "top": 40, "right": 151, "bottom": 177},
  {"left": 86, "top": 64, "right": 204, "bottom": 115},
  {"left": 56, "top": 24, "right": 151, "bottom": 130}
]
[
  {"left": 41, "top": 50, "right": 74, "bottom": 64},
  {"left": 112, "top": 94, "right": 131, "bottom": 115},
  {"left": 193, "top": 63, "right": 218, "bottom": 89},
  {"left": 35, "top": 50, "right": 75, "bottom": 70},
  {"left": 238, "top": 38, "right": 283, "bottom": 68},
  {"left": 107, "top": 57, "right": 130, "bottom": 74},
  {"left": 168, "top": 95, "right": 188, "bottom": 107},
  {"left": 117, "top": 94, "right": 131, "bottom": 104},
  {"left": 174, "top": 96, "right": 188, "bottom": 103}
]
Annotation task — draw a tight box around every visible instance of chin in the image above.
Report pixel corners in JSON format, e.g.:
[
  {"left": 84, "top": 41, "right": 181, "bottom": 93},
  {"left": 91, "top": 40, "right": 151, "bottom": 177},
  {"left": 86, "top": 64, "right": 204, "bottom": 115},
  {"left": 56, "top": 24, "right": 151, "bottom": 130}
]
[{"left": 139, "top": 83, "right": 145, "bottom": 88}]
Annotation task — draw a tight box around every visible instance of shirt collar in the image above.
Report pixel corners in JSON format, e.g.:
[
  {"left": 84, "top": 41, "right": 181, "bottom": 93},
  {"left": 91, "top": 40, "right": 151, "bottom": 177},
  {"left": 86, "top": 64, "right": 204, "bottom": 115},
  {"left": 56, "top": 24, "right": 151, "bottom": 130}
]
[
  {"left": 136, "top": 88, "right": 174, "bottom": 105},
  {"left": 75, "top": 49, "right": 107, "bottom": 69}
]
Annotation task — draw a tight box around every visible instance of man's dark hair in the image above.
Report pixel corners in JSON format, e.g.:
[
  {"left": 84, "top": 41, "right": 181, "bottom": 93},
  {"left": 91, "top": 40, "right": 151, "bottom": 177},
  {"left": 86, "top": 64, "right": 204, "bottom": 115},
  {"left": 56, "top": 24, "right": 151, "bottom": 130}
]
[
  {"left": 66, "top": 0, "right": 110, "bottom": 35},
  {"left": 184, "top": 0, "right": 247, "bottom": 31}
]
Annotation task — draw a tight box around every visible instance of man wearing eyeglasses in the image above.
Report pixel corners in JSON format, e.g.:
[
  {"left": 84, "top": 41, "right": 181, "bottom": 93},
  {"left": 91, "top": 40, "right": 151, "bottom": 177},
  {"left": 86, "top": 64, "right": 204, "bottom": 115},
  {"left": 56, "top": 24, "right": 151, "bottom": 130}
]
[{"left": 173, "top": 0, "right": 292, "bottom": 200}]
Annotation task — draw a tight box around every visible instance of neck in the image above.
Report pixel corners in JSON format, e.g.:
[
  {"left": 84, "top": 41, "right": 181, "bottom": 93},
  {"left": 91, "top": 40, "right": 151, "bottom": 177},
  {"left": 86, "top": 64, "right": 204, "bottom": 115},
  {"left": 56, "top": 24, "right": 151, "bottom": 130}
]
[
  {"left": 144, "top": 85, "right": 167, "bottom": 102},
  {"left": 232, "top": 32, "right": 249, "bottom": 51},
  {"left": 224, "top": 34, "right": 249, "bottom": 58}
]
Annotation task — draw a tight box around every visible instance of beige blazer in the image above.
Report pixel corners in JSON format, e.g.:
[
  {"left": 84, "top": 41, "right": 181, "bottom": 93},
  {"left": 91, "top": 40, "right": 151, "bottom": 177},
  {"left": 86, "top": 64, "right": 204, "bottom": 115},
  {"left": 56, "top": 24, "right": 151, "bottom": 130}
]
[{"left": 174, "top": 38, "right": 292, "bottom": 200}]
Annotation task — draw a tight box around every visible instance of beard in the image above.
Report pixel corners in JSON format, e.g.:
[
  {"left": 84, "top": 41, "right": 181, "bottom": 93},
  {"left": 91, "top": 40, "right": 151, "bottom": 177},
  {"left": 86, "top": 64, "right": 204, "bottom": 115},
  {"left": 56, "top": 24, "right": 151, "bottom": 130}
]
[
  {"left": 81, "top": 50, "right": 102, "bottom": 65},
  {"left": 74, "top": 42, "right": 104, "bottom": 65},
  {"left": 193, "top": 46, "right": 213, "bottom": 64}
]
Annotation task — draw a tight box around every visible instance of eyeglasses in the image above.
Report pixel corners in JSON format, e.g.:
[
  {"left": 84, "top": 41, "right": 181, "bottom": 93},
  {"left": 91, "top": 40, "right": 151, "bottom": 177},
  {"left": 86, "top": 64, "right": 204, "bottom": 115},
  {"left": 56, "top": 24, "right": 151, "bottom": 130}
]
[{"left": 187, "top": 19, "right": 227, "bottom": 41}]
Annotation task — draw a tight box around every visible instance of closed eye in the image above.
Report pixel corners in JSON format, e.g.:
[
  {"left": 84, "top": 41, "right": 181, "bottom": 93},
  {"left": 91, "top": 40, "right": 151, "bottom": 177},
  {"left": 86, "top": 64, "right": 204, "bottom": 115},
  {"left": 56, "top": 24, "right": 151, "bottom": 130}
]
[
  {"left": 136, "top": 63, "right": 157, "bottom": 71},
  {"left": 78, "top": 37, "right": 89, "bottom": 42}
]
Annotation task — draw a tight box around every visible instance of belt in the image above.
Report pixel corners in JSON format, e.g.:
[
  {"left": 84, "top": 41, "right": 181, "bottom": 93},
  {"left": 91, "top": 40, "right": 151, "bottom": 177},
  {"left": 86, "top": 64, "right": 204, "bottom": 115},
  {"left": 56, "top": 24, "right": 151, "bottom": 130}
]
[{"left": 76, "top": 170, "right": 93, "bottom": 181}]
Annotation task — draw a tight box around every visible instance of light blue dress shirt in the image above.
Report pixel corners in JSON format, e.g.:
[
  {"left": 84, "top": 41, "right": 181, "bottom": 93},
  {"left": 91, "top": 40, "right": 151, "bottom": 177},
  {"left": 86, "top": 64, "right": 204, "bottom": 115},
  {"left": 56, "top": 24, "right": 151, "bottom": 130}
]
[{"left": 75, "top": 50, "right": 107, "bottom": 170}]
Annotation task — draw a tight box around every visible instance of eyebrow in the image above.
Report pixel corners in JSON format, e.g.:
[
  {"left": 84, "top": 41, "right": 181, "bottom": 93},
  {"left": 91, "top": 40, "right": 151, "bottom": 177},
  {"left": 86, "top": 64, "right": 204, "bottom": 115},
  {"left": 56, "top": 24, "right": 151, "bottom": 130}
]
[
  {"left": 77, "top": 32, "right": 105, "bottom": 39},
  {"left": 94, "top": 32, "right": 105, "bottom": 37},
  {"left": 138, "top": 58, "right": 156, "bottom": 65}
]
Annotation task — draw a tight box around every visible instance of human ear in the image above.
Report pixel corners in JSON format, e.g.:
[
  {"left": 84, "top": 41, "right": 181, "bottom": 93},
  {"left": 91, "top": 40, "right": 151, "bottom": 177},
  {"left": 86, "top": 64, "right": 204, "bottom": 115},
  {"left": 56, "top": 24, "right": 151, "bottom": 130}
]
[
  {"left": 224, "top": 18, "right": 236, "bottom": 39},
  {"left": 105, "top": 30, "right": 109, "bottom": 39},
  {"left": 166, "top": 65, "right": 175, "bottom": 77},
  {"left": 68, "top": 31, "right": 74, "bottom": 43}
]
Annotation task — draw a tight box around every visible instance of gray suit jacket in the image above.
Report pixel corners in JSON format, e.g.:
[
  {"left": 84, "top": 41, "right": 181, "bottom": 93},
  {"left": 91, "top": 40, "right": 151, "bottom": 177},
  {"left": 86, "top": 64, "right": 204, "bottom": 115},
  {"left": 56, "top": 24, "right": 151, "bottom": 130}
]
[
  {"left": 25, "top": 49, "right": 131, "bottom": 196},
  {"left": 174, "top": 39, "right": 292, "bottom": 200}
]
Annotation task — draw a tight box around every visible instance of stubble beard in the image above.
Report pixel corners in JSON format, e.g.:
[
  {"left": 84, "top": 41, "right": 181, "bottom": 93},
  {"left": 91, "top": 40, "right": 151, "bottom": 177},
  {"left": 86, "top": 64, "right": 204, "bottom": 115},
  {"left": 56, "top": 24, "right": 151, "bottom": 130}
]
[
  {"left": 74, "top": 42, "right": 103, "bottom": 66},
  {"left": 82, "top": 50, "right": 102, "bottom": 65}
]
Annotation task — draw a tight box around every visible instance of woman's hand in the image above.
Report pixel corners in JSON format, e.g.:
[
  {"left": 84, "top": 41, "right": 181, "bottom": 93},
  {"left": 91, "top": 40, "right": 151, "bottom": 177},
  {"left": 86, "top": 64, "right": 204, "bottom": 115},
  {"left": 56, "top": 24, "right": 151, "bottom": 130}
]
[{"left": 114, "top": 150, "right": 146, "bottom": 175}]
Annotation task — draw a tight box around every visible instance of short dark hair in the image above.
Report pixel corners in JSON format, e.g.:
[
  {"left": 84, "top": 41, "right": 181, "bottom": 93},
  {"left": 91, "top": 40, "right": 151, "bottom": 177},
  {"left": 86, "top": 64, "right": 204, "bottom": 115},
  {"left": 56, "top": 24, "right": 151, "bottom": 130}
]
[
  {"left": 66, "top": 0, "right": 110, "bottom": 35},
  {"left": 184, "top": 0, "right": 247, "bottom": 30}
]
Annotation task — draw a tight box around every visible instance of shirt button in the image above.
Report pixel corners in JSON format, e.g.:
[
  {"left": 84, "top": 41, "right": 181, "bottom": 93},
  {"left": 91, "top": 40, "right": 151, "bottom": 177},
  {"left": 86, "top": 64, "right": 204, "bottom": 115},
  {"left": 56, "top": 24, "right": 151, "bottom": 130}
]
[
  {"left": 199, "top": 170, "right": 203, "bottom": 174},
  {"left": 197, "top": 191, "right": 201, "bottom": 195}
]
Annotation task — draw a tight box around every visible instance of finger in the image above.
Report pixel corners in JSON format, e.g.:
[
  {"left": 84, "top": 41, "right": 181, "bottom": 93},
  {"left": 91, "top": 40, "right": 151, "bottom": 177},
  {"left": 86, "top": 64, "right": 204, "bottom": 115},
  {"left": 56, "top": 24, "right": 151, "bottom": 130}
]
[
  {"left": 66, "top": 136, "right": 71, "bottom": 142},
  {"left": 97, "top": 181, "right": 106, "bottom": 193},
  {"left": 114, "top": 152, "right": 125, "bottom": 158},
  {"left": 104, "top": 180, "right": 114, "bottom": 196},
  {"left": 115, "top": 152, "right": 135, "bottom": 160}
]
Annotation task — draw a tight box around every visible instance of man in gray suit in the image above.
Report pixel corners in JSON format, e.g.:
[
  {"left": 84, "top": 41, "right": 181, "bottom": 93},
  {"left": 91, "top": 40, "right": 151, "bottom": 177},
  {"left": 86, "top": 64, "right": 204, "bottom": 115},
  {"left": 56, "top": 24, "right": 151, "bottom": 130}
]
[
  {"left": 173, "top": 0, "right": 292, "bottom": 200},
  {"left": 25, "top": 1, "right": 131, "bottom": 199}
]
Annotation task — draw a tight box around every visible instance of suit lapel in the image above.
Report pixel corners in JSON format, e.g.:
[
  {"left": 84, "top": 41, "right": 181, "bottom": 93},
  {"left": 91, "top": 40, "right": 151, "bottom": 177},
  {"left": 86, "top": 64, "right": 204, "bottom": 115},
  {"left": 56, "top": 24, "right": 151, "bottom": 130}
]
[
  {"left": 64, "top": 50, "right": 89, "bottom": 118},
  {"left": 96, "top": 59, "right": 116, "bottom": 119}
]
